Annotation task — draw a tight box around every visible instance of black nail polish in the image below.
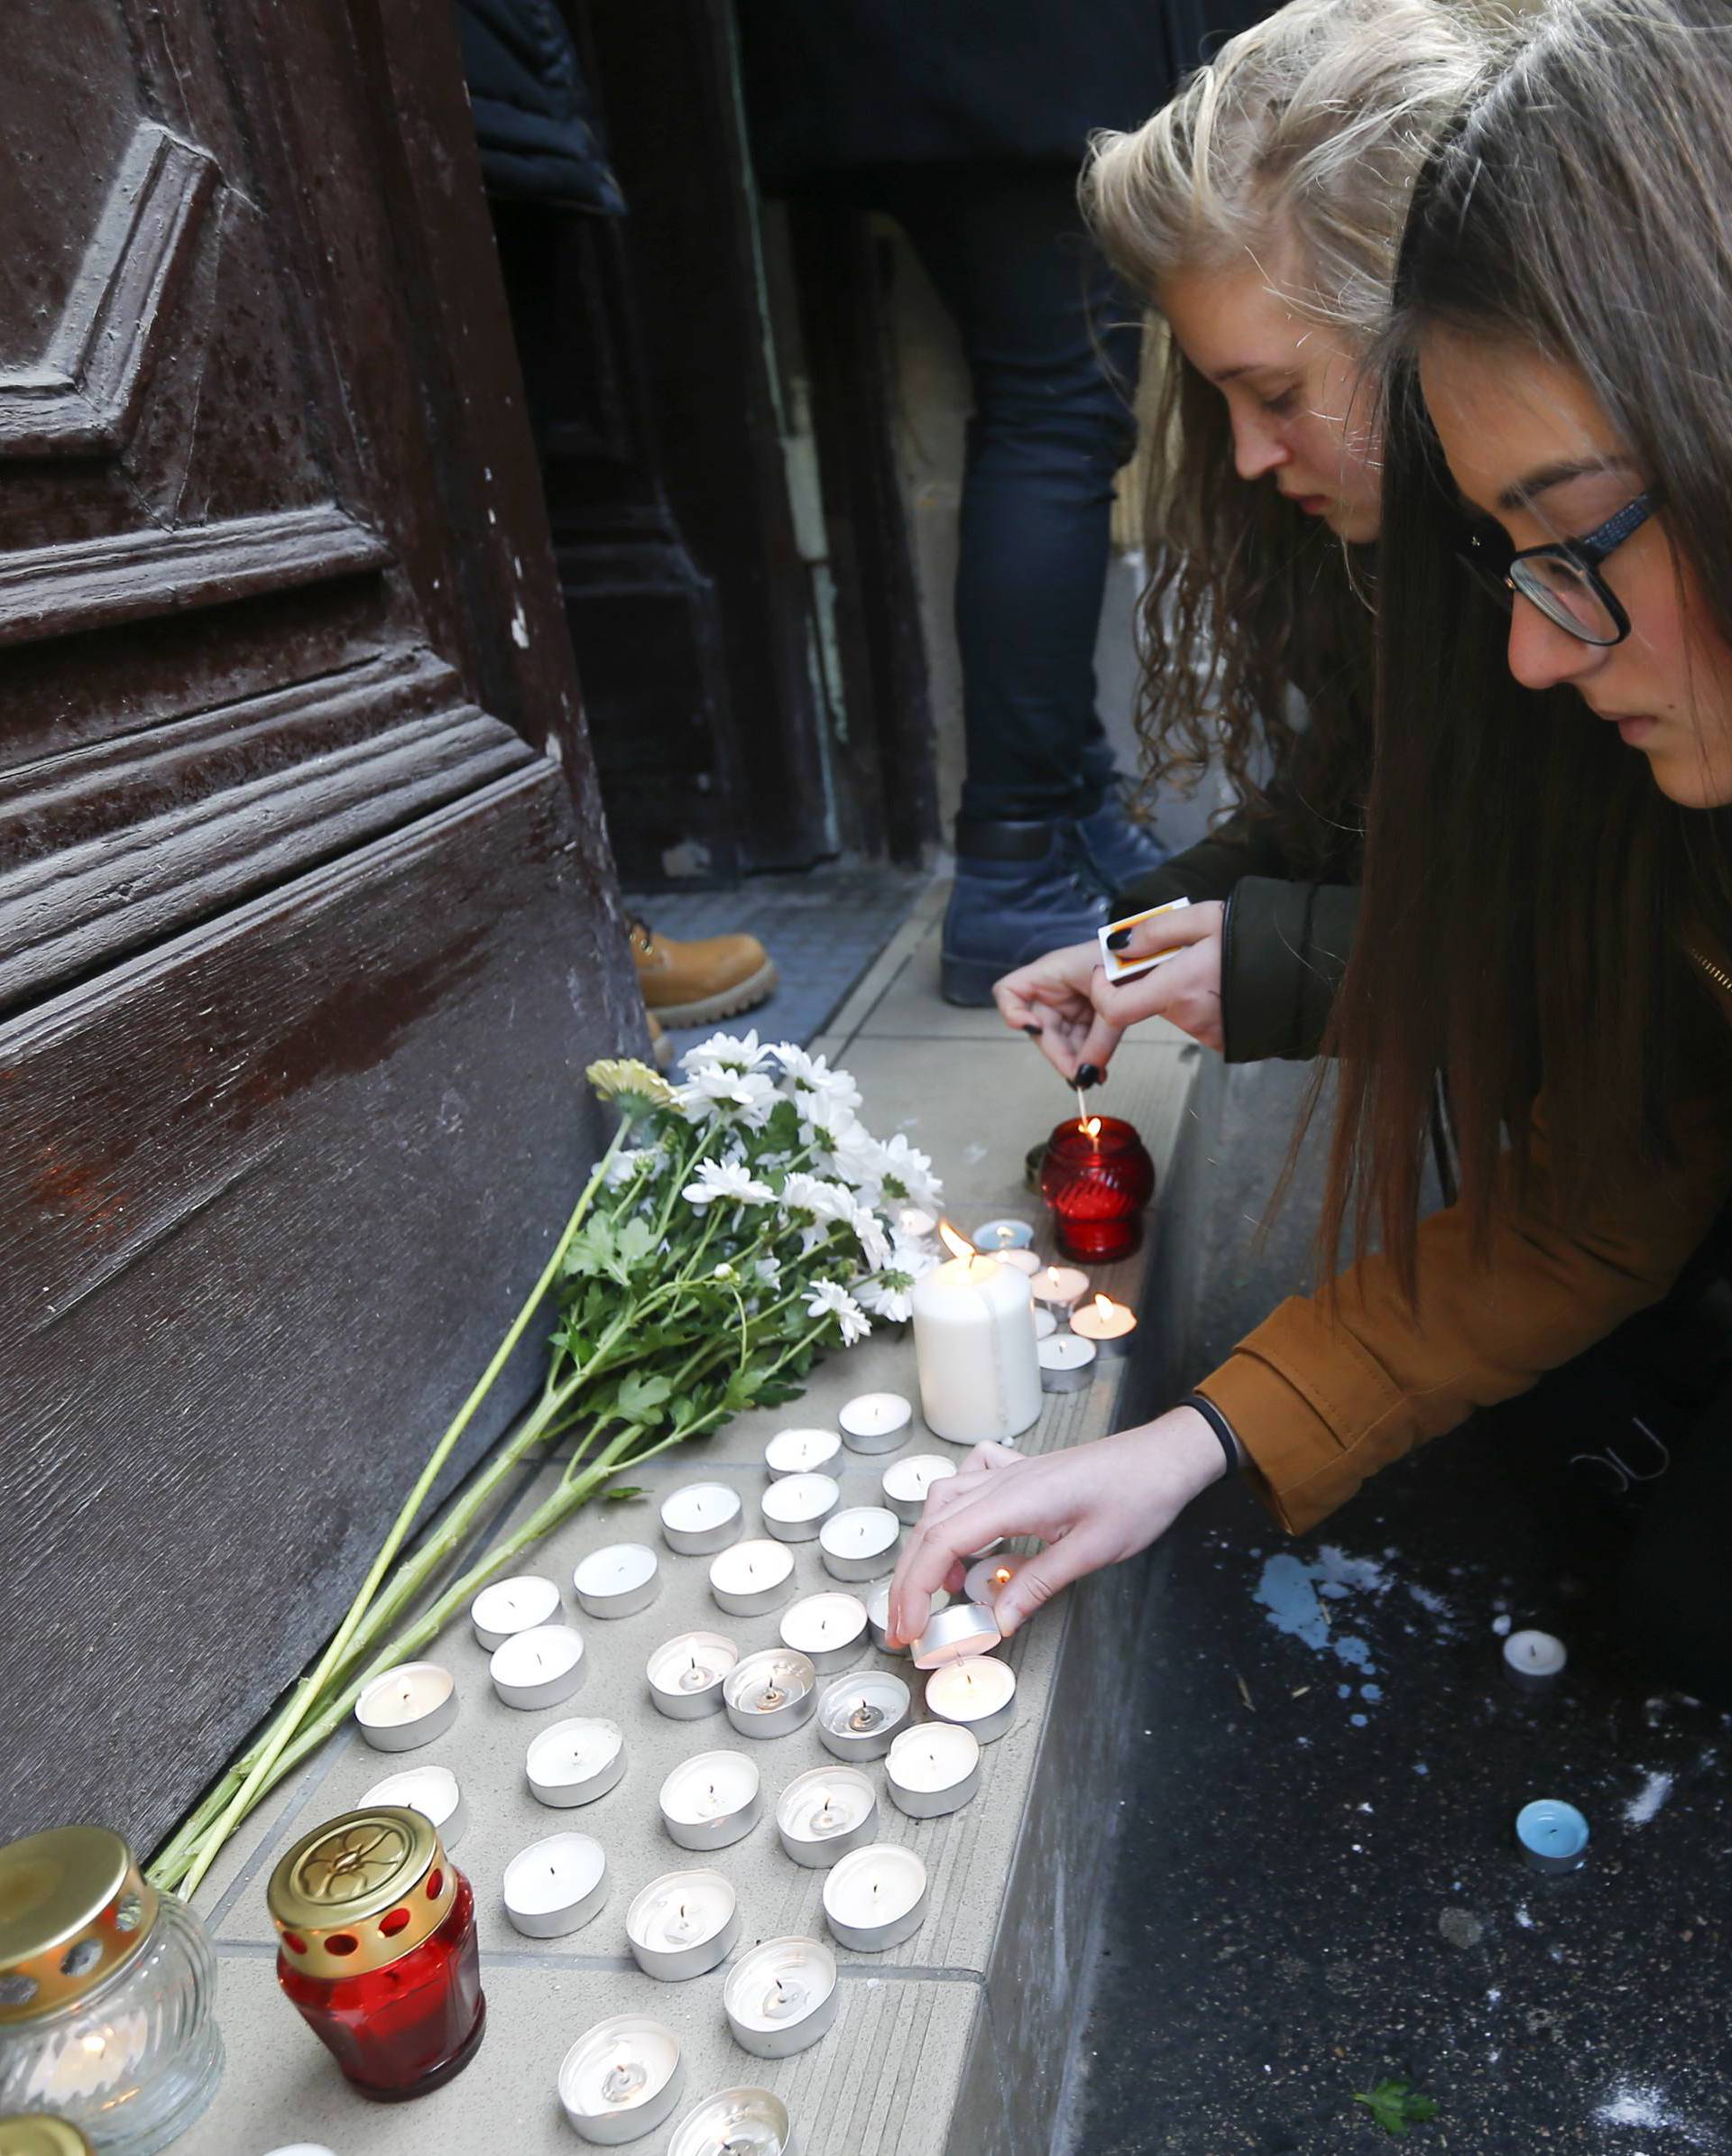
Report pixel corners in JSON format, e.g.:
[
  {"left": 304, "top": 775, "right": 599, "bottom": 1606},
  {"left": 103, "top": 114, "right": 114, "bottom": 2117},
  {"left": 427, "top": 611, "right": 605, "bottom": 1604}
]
[
  {"left": 1076, "top": 1063, "right": 1101, "bottom": 1088},
  {"left": 1022, "top": 1024, "right": 1043, "bottom": 1038},
  {"left": 1105, "top": 926, "right": 1132, "bottom": 951}
]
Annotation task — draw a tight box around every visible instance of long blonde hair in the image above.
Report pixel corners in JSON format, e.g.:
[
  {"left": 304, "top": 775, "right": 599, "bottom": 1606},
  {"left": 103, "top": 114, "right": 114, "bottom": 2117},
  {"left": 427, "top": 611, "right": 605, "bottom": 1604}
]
[{"left": 1082, "top": 0, "right": 1494, "bottom": 852}]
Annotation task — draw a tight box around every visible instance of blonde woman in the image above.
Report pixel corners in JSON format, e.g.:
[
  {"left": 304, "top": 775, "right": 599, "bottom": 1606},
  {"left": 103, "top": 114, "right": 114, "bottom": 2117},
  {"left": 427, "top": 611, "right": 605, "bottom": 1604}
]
[{"left": 997, "top": 0, "right": 1492, "bottom": 1076}]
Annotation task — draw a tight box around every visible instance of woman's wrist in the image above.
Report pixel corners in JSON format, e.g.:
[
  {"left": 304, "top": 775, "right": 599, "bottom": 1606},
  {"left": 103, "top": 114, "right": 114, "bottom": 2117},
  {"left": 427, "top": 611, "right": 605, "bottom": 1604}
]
[{"left": 1154, "top": 1403, "right": 1234, "bottom": 1501}]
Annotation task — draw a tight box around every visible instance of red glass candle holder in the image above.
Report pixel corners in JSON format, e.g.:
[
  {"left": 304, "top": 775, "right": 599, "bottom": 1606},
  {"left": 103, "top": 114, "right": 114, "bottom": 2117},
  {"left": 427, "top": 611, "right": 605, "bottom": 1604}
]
[
  {"left": 1038, "top": 1113, "right": 1156, "bottom": 1262},
  {"left": 269, "top": 1808, "right": 486, "bottom": 2102}
]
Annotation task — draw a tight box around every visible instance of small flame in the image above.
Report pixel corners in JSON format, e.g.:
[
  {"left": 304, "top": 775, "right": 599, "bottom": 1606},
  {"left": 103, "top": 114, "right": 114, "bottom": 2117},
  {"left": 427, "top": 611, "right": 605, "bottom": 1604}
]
[
  {"left": 937, "top": 1221, "right": 976, "bottom": 1263},
  {"left": 1080, "top": 1116, "right": 1102, "bottom": 1139},
  {"left": 1094, "top": 1294, "right": 1113, "bottom": 1318}
]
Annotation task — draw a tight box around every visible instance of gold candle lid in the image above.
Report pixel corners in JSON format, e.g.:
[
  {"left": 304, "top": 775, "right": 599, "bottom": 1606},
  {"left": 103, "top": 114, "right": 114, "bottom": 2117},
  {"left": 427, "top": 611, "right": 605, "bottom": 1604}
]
[
  {"left": 0, "top": 1827, "right": 157, "bottom": 2027},
  {"left": 0, "top": 2121, "right": 96, "bottom": 2156},
  {"left": 268, "top": 1807, "right": 456, "bottom": 1980}
]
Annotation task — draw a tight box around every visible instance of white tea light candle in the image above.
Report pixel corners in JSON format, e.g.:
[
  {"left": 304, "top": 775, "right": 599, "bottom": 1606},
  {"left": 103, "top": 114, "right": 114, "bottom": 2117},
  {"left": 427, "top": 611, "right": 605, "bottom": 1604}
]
[
  {"left": 723, "top": 1937, "right": 839, "bottom": 2059},
  {"left": 502, "top": 1829, "right": 607, "bottom": 1939},
  {"left": 886, "top": 1723, "right": 981, "bottom": 1819},
  {"left": 558, "top": 2014, "right": 684, "bottom": 2146},
  {"left": 647, "top": 1631, "right": 740, "bottom": 1719},
  {"left": 867, "top": 1581, "right": 947, "bottom": 1654},
  {"left": 489, "top": 1624, "right": 585, "bottom": 1711},
  {"left": 1033, "top": 1305, "right": 1058, "bottom": 1339},
  {"left": 573, "top": 1543, "right": 660, "bottom": 1620},
  {"left": 778, "top": 1591, "right": 869, "bottom": 1675},
  {"left": 1503, "top": 1628, "right": 1568, "bottom": 1694},
  {"left": 763, "top": 1426, "right": 842, "bottom": 1479},
  {"left": 912, "top": 1601, "right": 1002, "bottom": 1668},
  {"left": 818, "top": 1505, "right": 901, "bottom": 1582},
  {"left": 821, "top": 1844, "right": 928, "bottom": 1953},
  {"left": 470, "top": 1572, "right": 561, "bottom": 1652},
  {"left": 658, "top": 1748, "right": 761, "bottom": 1852},
  {"left": 666, "top": 2089, "right": 794, "bottom": 2156},
  {"left": 898, "top": 1205, "right": 938, "bottom": 1239},
  {"left": 1031, "top": 1263, "right": 1091, "bottom": 1314},
  {"left": 1069, "top": 1293, "right": 1137, "bottom": 1357},
  {"left": 997, "top": 1248, "right": 1044, "bottom": 1278},
  {"left": 880, "top": 1452, "right": 956, "bottom": 1523},
  {"left": 816, "top": 1670, "right": 911, "bottom": 1762},
  {"left": 1038, "top": 1333, "right": 1097, "bottom": 1392},
  {"left": 911, "top": 1226, "right": 1043, "bottom": 1445},
  {"left": 838, "top": 1390, "right": 913, "bottom": 1454},
  {"left": 709, "top": 1536, "right": 796, "bottom": 1617},
  {"left": 776, "top": 1764, "right": 878, "bottom": 1867},
  {"left": 659, "top": 1482, "right": 744, "bottom": 1558},
  {"left": 963, "top": 1555, "right": 1018, "bottom": 1607},
  {"left": 626, "top": 1868, "right": 739, "bottom": 1982},
  {"left": 355, "top": 1661, "right": 456, "bottom": 1753},
  {"left": 760, "top": 1471, "right": 841, "bottom": 1543},
  {"left": 359, "top": 1764, "right": 465, "bottom": 1849},
  {"left": 723, "top": 1648, "right": 817, "bottom": 1739},
  {"left": 526, "top": 1716, "right": 625, "bottom": 1808},
  {"left": 972, "top": 1216, "right": 1035, "bottom": 1250},
  {"left": 926, "top": 1655, "right": 1018, "bottom": 1742}
]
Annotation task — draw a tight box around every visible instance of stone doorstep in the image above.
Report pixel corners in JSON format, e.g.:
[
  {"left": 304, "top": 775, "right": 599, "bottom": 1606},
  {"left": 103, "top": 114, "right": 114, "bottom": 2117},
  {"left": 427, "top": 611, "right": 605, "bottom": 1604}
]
[{"left": 178, "top": 909, "right": 1207, "bottom": 2156}]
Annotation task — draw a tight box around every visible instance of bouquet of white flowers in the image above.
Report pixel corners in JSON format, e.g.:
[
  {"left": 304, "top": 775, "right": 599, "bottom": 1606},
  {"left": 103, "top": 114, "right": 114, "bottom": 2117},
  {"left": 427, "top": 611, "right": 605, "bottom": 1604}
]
[{"left": 154, "top": 1035, "right": 940, "bottom": 1894}]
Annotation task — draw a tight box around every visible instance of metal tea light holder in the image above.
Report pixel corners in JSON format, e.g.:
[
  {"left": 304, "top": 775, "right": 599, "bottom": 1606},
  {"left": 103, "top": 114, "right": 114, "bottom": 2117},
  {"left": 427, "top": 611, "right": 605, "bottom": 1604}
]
[
  {"left": 557, "top": 2013, "right": 684, "bottom": 2146},
  {"left": 775, "top": 1764, "right": 879, "bottom": 1867},
  {"left": 723, "top": 1649, "right": 817, "bottom": 1740},
  {"left": 723, "top": 1937, "right": 839, "bottom": 2059},
  {"left": 816, "top": 1670, "right": 911, "bottom": 1762}
]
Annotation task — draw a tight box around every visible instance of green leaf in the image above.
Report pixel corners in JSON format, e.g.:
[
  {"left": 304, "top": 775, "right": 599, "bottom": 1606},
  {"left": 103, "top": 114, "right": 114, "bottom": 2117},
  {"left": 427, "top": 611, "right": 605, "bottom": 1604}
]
[
  {"left": 603, "top": 1485, "right": 647, "bottom": 1503},
  {"left": 617, "top": 1370, "right": 676, "bottom": 1423},
  {"left": 1353, "top": 2079, "right": 1440, "bottom": 2137},
  {"left": 616, "top": 1216, "right": 658, "bottom": 1270}
]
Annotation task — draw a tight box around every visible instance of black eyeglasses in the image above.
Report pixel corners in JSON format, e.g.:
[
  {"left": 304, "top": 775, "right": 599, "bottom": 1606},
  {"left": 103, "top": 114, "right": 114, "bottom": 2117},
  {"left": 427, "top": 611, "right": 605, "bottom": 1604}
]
[{"left": 1459, "top": 492, "right": 1657, "bottom": 648}]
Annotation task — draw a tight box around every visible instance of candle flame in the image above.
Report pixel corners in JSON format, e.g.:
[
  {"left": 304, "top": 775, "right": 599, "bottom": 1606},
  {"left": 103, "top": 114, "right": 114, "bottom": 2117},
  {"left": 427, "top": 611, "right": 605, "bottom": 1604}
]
[
  {"left": 1094, "top": 1293, "right": 1113, "bottom": 1318},
  {"left": 1080, "top": 1116, "right": 1102, "bottom": 1138},
  {"left": 937, "top": 1220, "right": 976, "bottom": 1263}
]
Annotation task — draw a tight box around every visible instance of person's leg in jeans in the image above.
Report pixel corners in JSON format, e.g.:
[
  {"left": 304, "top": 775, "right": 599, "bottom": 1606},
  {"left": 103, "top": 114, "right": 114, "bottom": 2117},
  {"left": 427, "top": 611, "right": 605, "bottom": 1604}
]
[{"left": 878, "top": 165, "right": 1166, "bottom": 1004}]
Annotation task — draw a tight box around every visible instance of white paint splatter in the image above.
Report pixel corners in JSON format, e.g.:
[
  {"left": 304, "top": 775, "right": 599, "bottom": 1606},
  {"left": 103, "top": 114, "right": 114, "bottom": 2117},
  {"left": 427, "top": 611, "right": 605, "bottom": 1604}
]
[
  {"left": 1492, "top": 1613, "right": 1513, "bottom": 1636},
  {"left": 1514, "top": 1904, "right": 1534, "bottom": 1929},
  {"left": 1595, "top": 2084, "right": 1714, "bottom": 2146},
  {"left": 1624, "top": 1770, "right": 1674, "bottom": 1827}
]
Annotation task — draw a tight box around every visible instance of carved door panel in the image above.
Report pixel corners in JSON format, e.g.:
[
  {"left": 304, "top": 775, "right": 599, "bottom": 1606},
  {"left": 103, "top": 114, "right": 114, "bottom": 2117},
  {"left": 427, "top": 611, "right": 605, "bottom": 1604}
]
[{"left": 0, "top": 0, "right": 638, "bottom": 1847}]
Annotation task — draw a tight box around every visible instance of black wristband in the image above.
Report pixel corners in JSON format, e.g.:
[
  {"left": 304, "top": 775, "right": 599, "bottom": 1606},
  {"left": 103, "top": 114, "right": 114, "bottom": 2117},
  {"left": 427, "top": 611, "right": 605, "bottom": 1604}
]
[{"left": 1178, "top": 1391, "right": 1246, "bottom": 1477}]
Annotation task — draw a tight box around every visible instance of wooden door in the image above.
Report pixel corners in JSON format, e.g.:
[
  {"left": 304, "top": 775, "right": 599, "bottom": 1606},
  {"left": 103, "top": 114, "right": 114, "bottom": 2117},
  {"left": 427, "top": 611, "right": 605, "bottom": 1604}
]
[{"left": 0, "top": 0, "right": 639, "bottom": 1850}]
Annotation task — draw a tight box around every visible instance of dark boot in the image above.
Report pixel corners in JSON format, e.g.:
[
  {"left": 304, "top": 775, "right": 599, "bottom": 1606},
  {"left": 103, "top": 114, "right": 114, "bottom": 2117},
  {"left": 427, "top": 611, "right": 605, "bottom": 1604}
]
[
  {"left": 1075, "top": 797, "right": 1169, "bottom": 895},
  {"left": 941, "top": 817, "right": 1111, "bottom": 1007}
]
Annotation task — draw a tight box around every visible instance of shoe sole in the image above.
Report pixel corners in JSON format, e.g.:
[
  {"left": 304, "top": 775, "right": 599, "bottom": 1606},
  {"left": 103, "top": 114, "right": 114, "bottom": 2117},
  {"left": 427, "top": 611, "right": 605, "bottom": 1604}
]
[
  {"left": 939, "top": 952, "right": 1003, "bottom": 1008},
  {"left": 646, "top": 959, "right": 780, "bottom": 1030}
]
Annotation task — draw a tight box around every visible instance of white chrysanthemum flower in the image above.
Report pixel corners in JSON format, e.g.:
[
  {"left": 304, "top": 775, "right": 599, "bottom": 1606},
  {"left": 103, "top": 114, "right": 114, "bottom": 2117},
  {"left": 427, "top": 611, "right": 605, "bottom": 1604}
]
[
  {"left": 797, "top": 1090, "right": 862, "bottom": 1150},
  {"left": 830, "top": 1121, "right": 889, "bottom": 1195},
  {"left": 782, "top": 1173, "right": 855, "bottom": 1222},
  {"left": 848, "top": 1204, "right": 894, "bottom": 1273},
  {"left": 772, "top": 1044, "right": 862, "bottom": 1115},
  {"left": 682, "top": 1157, "right": 775, "bottom": 1208},
  {"left": 804, "top": 1278, "right": 871, "bottom": 1346},
  {"left": 681, "top": 1028, "right": 770, "bottom": 1076},
  {"left": 676, "top": 1064, "right": 778, "bottom": 1129},
  {"left": 603, "top": 1142, "right": 664, "bottom": 1190},
  {"left": 889, "top": 1232, "right": 939, "bottom": 1282},
  {"left": 856, "top": 1269, "right": 917, "bottom": 1322},
  {"left": 754, "top": 1255, "right": 783, "bottom": 1288},
  {"left": 875, "top": 1132, "right": 942, "bottom": 1210}
]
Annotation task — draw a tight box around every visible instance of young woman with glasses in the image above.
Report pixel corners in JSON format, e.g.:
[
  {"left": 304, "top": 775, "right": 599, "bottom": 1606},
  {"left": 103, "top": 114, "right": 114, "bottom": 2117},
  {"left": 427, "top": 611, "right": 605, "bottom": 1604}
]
[{"left": 890, "top": 0, "right": 1732, "bottom": 1706}]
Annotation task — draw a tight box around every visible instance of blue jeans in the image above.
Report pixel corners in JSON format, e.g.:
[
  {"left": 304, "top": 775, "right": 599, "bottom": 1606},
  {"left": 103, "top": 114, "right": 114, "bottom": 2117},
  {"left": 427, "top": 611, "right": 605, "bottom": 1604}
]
[{"left": 871, "top": 165, "right": 1142, "bottom": 825}]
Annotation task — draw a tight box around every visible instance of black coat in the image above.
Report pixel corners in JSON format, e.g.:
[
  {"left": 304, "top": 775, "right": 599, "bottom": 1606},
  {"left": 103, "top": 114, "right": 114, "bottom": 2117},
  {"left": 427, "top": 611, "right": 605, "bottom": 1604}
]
[
  {"left": 736, "top": 0, "right": 1272, "bottom": 186},
  {"left": 456, "top": 0, "right": 625, "bottom": 211}
]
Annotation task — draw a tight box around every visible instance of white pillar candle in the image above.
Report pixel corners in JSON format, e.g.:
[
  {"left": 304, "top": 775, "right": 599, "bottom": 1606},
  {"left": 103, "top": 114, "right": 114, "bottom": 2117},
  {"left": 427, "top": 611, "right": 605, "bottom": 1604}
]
[
  {"left": 764, "top": 1426, "right": 842, "bottom": 1479},
  {"left": 558, "top": 2014, "right": 684, "bottom": 2146},
  {"left": 723, "top": 1648, "right": 817, "bottom": 1739},
  {"left": 838, "top": 1390, "right": 913, "bottom": 1454},
  {"left": 818, "top": 1505, "right": 901, "bottom": 1582},
  {"left": 470, "top": 1572, "right": 562, "bottom": 1652},
  {"left": 821, "top": 1844, "right": 928, "bottom": 1953},
  {"left": 1503, "top": 1628, "right": 1568, "bottom": 1693},
  {"left": 526, "top": 1716, "right": 625, "bottom": 1809},
  {"left": 666, "top": 2089, "right": 794, "bottom": 2156},
  {"left": 625, "top": 1868, "right": 739, "bottom": 1982},
  {"left": 659, "top": 1482, "right": 744, "bottom": 1557},
  {"left": 880, "top": 1452, "right": 956, "bottom": 1523},
  {"left": 709, "top": 1537, "right": 796, "bottom": 1617},
  {"left": 658, "top": 1748, "right": 762, "bottom": 1851},
  {"left": 1037, "top": 1334, "right": 1097, "bottom": 1393},
  {"left": 775, "top": 1764, "right": 879, "bottom": 1867},
  {"left": 723, "top": 1938, "right": 839, "bottom": 2059},
  {"left": 816, "top": 1670, "right": 911, "bottom": 1762},
  {"left": 926, "top": 1655, "right": 1018, "bottom": 1742},
  {"left": 886, "top": 1723, "right": 981, "bottom": 1820},
  {"left": 912, "top": 1602, "right": 1002, "bottom": 1668},
  {"left": 359, "top": 1764, "right": 465, "bottom": 1849},
  {"left": 647, "top": 1631, "right": 740, "bottom": 1720},
  {"left": 963, "top": 1555, "right": 1018, "bottom": 1607},
  {"left": 573, "top": 1543, "right": 660, "bottom": 1619},
  {"left": 1030, "top": 1263, "right": 1091, "bottom": 1314},
  {"left": 355, "top": 1661, "right": 456, "bottom": 1753},
  {"left": 910, "top": 1229, "right": 1042, "bottom": 1446},
  {"left": 997, "top": 1248, "right": 1044, "bottom": 1278},
  {"left": 778, "top": 1591, "right": 869, "bottom": 1675},
  {"left": 489, "top": 1624, "right": 585, "bottom": 1711},
  {"left": 866, "top": 1582, "right": 947, "bottom": 1655},
  {"left": 502, "top": 1829, "right": 608, "bottom": 1939},
  {"left": 760, "top": 1471, "right": 841, "bottom": 1543},
  {"left": 1069, "top": 1293, "right": 1138, "bottom": 1357},
  {"left": 972, "top": 1215, "right": 1035, "bottom": 1250}
]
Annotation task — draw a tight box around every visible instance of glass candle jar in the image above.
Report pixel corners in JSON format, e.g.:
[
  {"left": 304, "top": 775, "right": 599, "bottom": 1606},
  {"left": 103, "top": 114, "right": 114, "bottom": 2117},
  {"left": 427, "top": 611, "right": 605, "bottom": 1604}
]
[
  {"left": 268, "top": 1807, "right": 484, "bottom": 2102},
  {"left": 1038, "top": 1113, "right": 1156, "bottom": 1262},
  {"left": 0, "top": 1826, "right": 222, "bottom": 2156}
]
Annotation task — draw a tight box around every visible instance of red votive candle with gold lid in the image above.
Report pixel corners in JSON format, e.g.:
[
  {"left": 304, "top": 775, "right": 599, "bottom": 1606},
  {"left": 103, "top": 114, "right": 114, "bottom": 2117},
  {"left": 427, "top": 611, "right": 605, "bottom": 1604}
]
[
  {"left": 268, "top": 1807, "right": 484, "bottom": 2102},
  {"left": 1038, "top": 1113, "right": 1156, "bottom": 1262}
]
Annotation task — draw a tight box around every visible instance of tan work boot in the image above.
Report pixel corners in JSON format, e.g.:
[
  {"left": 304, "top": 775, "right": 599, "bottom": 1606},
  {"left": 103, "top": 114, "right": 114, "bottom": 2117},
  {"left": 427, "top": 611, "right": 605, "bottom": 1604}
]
[{"left": 631, "top": 917, "right": 778, "bottom": 1029}]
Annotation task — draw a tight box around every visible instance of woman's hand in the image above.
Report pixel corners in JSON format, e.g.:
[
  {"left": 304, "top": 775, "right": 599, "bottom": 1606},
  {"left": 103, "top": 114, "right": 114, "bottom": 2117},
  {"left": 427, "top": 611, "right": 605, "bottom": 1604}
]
[
  {"left": 1093, "top": 899, "right": 1227, "bottom": 1055},
  {"left": 886, "top": 1407, "right": 1229, "bottom": 1645},
  {"left": 992, "top": 939, "right": 1122, "bottom": 1083}
]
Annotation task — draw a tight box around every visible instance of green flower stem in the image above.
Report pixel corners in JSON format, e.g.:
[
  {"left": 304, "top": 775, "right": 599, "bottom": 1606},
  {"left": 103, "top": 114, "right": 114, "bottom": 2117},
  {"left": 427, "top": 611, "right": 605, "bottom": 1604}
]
[{"left": 165, "top": 1124, "right": 630, "bottom": 1901}]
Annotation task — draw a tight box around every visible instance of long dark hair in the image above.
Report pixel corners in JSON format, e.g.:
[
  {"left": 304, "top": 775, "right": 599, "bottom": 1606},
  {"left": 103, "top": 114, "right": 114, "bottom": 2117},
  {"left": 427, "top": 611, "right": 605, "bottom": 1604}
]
[{"left": 1322, "top": 0, "right": 1732, "bottom": 1289}]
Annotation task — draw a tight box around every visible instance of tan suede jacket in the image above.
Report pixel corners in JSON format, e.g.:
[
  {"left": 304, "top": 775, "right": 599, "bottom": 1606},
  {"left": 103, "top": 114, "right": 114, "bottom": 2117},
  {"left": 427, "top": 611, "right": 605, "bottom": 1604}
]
[{"left": 1197, "top": 964, "right": 1732, "bottom": 1535}]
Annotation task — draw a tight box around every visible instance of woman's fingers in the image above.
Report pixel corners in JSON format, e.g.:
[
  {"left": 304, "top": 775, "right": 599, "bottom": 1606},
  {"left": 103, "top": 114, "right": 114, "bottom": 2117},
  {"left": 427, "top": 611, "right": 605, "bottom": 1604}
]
[
  {"left": 889, "top": 1470, "right": 1037, "bottom": 1645},
  {"left": 1108, "top": 899, "right": 1222, "bottom": 963},
  {"left": 990, "top": 1523, "right": 1113, "bottom": 1637}
]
